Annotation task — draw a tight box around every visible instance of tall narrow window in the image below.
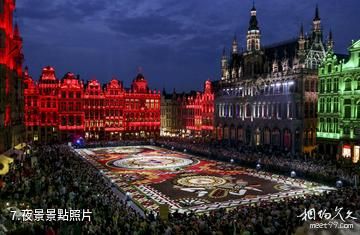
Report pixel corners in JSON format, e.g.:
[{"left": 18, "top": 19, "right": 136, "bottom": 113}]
[
  {"left": 345, "top": 79, "right": 352, "bottom": 91},
  {"left": 334, "top": 118, "right": 338, "bottom": 133},
  {"left": 246, "top": 104, "right": 251, "bottom": 118},
  {"left": 344, "top": 106, "right": 351, "bottom": 119},
  {"left": 334, "top": 77, "right": 339, "bottom": 92},
  {"left": 319, "top": 98, "right": 324, "bottom": 112},
  {"left": 334, "top": 97, "right": 339, "bottom": 113},
  {"left": 320, "top": 79, "right": 325, "bottom": 93},
  {"left": 326, "top": 78, "right": 332, "bottom": 92},
  {"left": 326, "top": 98, "right": 331, "bottom": 113}
]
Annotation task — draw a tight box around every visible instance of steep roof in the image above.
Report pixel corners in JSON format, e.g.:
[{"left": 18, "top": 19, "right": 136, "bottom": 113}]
[{"left": 264, "top": 38, "right": 298, "bottom": 62}]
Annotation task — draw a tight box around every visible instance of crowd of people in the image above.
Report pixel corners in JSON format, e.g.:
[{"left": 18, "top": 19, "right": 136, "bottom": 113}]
[
  {"left": 0, "top": 140, "right": 359, "bottom": 234},
  {"left": 156, "top": 138, "right": 359, "bottom": 186}
]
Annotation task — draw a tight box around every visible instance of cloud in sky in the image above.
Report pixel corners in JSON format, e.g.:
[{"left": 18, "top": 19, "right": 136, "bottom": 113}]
[{"left": 17, "top": 0, "right": 360, "bottom": 91}]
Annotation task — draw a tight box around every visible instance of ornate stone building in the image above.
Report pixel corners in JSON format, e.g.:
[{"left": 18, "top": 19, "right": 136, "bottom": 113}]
[
  {"left": 0, "top": 0, "right": 24, "bottom": 153},
  {"left": 215, "top": 5, "right": 328, "bottom": 154},
  {"left": 124, "top": 73, "right": 161, "bottom": 139},
  {"left": 161, "top": 89, "right": 182, "bottom": 137},
  {"left": 317, "top": 39, "right": 360, "bottom": 163},
  {"left": 24, "top": 67, "right": 160, "bottom": 142},
  {"left": 161, "top": 80, "right": 214, "bottom": 138}
]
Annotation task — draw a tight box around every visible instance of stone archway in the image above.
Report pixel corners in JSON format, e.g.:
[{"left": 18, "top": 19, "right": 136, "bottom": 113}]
[
  {"left": 283, "top": 128, "right": 292, "bottom": 151},
  {"left": 254, "top": 127, "right": 261, "bottom": 146},
  {"left": 245, "top": 126, "right": 252, "bottom": 145},
  {"left": 230, "top": 125, "right": 236, "bottom": 140},
  {"left": 223, "top": 125, "right": 229, "bottom": 140},
  {"left": 216, "top": 125, "right": 223, "bottom": 140},
  {"left": 237, "top": 126, "right": 244, "bottom": 142},
  {"left": 263, "top": 127, "right": 271, "bottom": 145},
  {"left": 272, "top": 128, "right": 280, "bottom": 146}
]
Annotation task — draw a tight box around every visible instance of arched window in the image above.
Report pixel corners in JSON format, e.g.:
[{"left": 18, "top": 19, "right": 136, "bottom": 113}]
[
  {"left": 334, "top": 77, "right": 339, "bottom": 92},
  {"left": 326, "top": 98, "right": 331, "bottom": 113},
  {"left": 319, "top": 98, "right": 325, "bottom": 112},
  {"left": 246, "top": 103, "right": 251, "bottom": 118},
  {"left": 239, "top": 104, "right": 243, "bottom": 118},
  {"left": 320, "top": 79, "right": 325, "bottom": 93},
  {"left": 334, "top": 97, "right": 339, "bottom": 113},
  {"left": 327, "top": 64, "right": 332, "bottom": 74},
  {"left": 344, "top": 78, "right": 352, "bottom": 91},
  {"left": 264, "top": 128, "right": 270, "bottom": 145},
  {"left": 271, "top": 129, "right": 280, "bottom": 146},
  {"left": 327, "top": 118, "right": 333, "bottom": 132},
  {"left": 334, "top": 118, "right": 338, "bottom": 133},
  {"left": 263, "top": 103, "right": 268, "bottom": 118},
  {"left": 235, "top": 104, "right": 240, "bottom": 118},
  {"left": 326, "top": 78, "right": 332, "bottom": 92}
]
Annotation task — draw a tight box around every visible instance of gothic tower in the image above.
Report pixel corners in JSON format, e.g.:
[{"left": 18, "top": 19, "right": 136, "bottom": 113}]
[
  {"left": 326, "top": 30, "right": 334, "bottom": 52},
  {"left": 232, "top": 35, "right": 238, "bottom": 54},
  {"left": 312, "top": 5, "right": 322, "bottom": 41},
  {"left": 298, "top": 24, "right": 306, "bottom": 62},
  {"left": 246, "top": 3, "right": 261, "bottom": 52},
  {"left": 305, "top": 5, "right": 326, "bottom": 69},
  {"left": 221, "top": 47, "right": 228, "bottom": 80}
]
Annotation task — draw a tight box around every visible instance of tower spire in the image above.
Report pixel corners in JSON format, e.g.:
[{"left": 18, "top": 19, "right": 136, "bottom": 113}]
[
  {"left": 221, "top": 47, "right": 228, "bottom": 80},
  {"left": 299, "top": 23, "right": 304, "bottom": 39},
  {"left": 249, "top": 2, "right": 259, "bottom": 30},
  {"left": 298, "top": 23, "right": 306, "bottom": 62},
  {"left": 232, "top": 34, "right": 238, "bottom": 54},
  {"left": 312, "top": 4, "right": 321, "bottom": 33},
  {"left": 327, "top": 30, "right": 334, "bottom": 51},
  {"left": 252, "top": 0, "right": 256, "bottom": 11},
  {"left": 314, "top": 4, "right": 320, "bottom": 21}
]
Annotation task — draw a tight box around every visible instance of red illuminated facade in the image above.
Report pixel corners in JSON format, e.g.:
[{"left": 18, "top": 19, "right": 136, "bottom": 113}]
[
  {"left": 24, "top": 67, "right": 160, "bottom": 142},
  {"left": 0, "top": 0, "right": 25, "bottom": 152},
  {"left": 161, "top": 80, "right": 215, "bottom": 138}
]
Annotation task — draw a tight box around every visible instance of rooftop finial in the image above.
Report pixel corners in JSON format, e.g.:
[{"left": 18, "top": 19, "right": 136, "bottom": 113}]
[
  {"left": 327, "top": 29, "right": 334, "bottom": 50},
  {"left": 252, "top": 0, "right": 256, "bottom": 11},
  {"left": 300, "top": 23, "right": 304, "bottom": 37},
  {"left": 248, "top": 1, "right": 259, "bottom": 30},
  {"left": 314, "top": 4, "right": 320, "bottom": 21}
]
